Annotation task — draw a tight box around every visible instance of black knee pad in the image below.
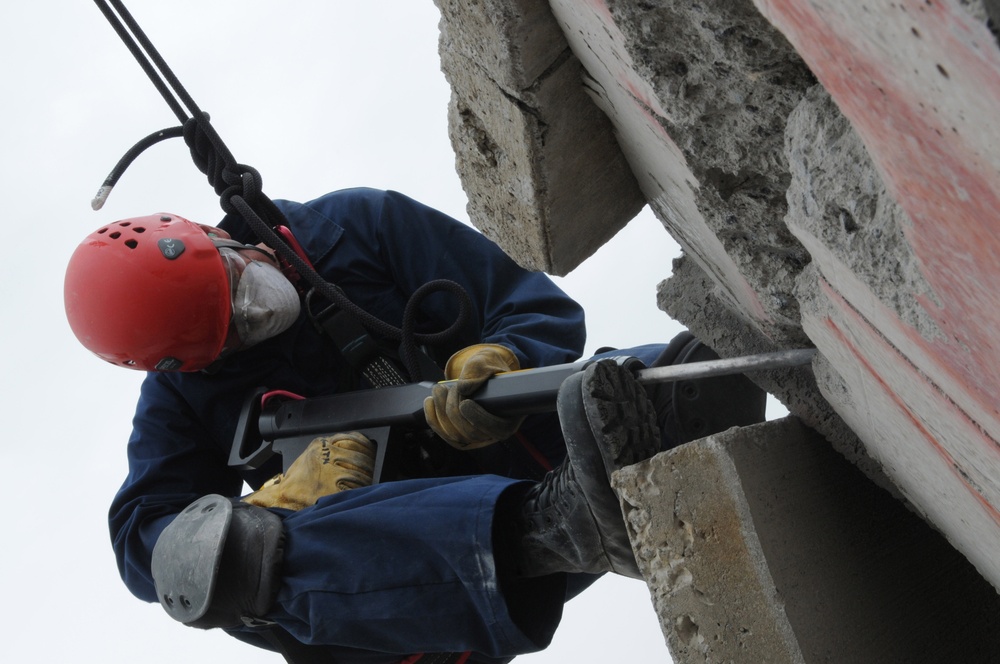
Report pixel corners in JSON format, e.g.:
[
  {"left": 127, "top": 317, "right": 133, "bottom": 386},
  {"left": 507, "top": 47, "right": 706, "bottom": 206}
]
[{"left": 151, "top": 494, "right": 285, "bottom": 629}]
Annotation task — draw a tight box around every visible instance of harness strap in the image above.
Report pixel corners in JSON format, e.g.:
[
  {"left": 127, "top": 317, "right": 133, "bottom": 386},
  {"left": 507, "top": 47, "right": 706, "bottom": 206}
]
[{"left": 310, "top": 300, "right": 411, "bottom": 387}]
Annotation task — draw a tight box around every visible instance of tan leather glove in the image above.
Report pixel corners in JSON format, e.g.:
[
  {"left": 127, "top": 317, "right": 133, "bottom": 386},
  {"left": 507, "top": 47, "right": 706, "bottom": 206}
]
[
  {"left": 243, "top": 432, "right": 375, "bottom": 511},
  {"left": 423, "top": 343, "right": 525, "bottom": 449}
]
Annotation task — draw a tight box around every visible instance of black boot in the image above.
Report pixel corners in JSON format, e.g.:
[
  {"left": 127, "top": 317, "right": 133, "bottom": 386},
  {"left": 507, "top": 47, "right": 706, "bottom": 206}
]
[
  {"left": 511, "top": 456, "right": 618, "bottom": 577},
  {"left": 504, "top": 360, "right": 660, "bottom": 579}
]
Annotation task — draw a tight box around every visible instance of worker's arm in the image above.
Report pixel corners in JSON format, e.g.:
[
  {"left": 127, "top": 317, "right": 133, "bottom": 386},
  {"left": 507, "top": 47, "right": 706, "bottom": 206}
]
[
  {"left": 109, "top": 373, "right": 249, "bottom": 604},
  {"left": 279, "top": 189, "right": 586, "bottom": 449},
  {"left": 285, "top": 188, "right": 587, "bottom": 370}
]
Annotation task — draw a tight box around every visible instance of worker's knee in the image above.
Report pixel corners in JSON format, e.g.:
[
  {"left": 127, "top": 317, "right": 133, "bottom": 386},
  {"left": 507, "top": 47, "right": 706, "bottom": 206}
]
[{"left": 151, "top": 494, "right": 285, "bottom": 629}]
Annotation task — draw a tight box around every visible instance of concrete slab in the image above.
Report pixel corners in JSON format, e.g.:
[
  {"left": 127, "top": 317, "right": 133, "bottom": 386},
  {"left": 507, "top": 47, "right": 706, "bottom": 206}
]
[
  {"left": 548, "top": 0, "right": 1000, "bottom": 594},
  {"left": 434, "top": 0, "right": 644, "bottom": 275},
  {"left": 780, "top": 42, "right": 1000, "bottom": 588},
  {"left": 753, "top": 0, "right": 1000, "bottom": 413},
  {"left": 433, "top": 0, "right": 1000, "bottom": 659},
  {"left": 548, "top": 0, "right": 816, "bottom": 342},
  {"left": 614, "top": 418, "right": 1000, "bottom": 663}
]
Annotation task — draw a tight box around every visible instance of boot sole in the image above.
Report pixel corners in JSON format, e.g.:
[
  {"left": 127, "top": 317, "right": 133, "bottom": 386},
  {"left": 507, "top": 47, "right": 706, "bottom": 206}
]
[
  {"left": 582, "top": 359, "right": 661, "bottom": 474},
  {"left": 556, "top": 360, "right": 660, "bottom": 578}
]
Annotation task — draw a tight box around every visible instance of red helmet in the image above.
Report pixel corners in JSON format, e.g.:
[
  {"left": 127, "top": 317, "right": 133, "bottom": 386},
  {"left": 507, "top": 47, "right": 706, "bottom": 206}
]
[{"left": 64, "top": 214, "right": 231, "bottom": 371}]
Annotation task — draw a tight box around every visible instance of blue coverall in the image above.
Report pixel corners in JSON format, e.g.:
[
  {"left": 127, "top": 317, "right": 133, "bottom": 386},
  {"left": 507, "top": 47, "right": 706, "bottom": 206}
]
[{"left": 109, "top": 188, "right": 665, "bottom": 663}]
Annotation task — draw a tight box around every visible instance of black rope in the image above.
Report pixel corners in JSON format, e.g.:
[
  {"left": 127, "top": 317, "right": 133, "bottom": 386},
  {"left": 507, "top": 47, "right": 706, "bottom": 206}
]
[
  {"left": 91, "top": 0, "right": 472, "bottom": 380},
  {"left": 401, "top": 279, "right": 473, "bottom": 376},
  {"left": 230, "top": 189, "right": 472, "bottom": 358},
  {"left": 92, "top": 0, "right": 187, "bottom": 123},
  {"left": 91, "top": 126, "right": 183, "bottom": 210}
]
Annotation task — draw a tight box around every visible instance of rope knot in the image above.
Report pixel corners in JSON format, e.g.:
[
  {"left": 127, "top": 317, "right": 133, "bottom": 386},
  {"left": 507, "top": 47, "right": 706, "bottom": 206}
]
[{"left": 218, "top": 164, "right": 263, "bottom": 216}]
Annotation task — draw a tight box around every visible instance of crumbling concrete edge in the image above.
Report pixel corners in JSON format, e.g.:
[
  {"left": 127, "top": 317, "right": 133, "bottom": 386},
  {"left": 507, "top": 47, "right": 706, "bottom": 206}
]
[{"left": 433, "top": 0, "right": 646, "bottom": 275}]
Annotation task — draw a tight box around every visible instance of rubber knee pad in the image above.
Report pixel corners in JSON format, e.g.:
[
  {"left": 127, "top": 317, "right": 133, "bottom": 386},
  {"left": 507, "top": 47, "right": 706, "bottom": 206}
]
[{"left": 152, "top": 494, "right": 285, "bottom": 629}]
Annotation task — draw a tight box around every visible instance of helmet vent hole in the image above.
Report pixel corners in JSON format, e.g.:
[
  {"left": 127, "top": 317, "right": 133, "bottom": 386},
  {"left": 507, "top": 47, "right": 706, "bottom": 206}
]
[
  {"left": 109, "top": 231, "right": 121, "bottom": 240},
  {"left": 133, "top": 227, "right": 146, "bottom": 233},
  {"left": 97, "top": 228, "right": 108, "bottom": 234},
  {"left": 125, "top": 239, "right": 138, "bottom": 249},
  {"left": 120, "top": 221, "right": 131, "bottom": 227}
]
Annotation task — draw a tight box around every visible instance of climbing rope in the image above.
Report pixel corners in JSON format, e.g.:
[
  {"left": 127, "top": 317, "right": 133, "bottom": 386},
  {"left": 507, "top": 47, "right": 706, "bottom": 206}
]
[{"left": 91, "top": 0, "right": 471, "bottom": 381}]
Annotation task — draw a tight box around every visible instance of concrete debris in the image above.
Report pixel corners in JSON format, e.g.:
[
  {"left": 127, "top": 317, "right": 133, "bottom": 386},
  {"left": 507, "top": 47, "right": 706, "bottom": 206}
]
[
  {"left": 614, "top": 418, "right": 1000, "bottom": 663},
  {"left": 435, "top": 0, "right": 1000, "bottom": 661}
]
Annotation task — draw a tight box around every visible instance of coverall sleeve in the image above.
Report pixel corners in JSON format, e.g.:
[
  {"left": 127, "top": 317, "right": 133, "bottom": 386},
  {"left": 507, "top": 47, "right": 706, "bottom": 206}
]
[
  {"left": 302, "top": 189, "right": 587, "bottom": 369},
  {"left": 108, "top": 373, "right": 246, "bottom": 602}
]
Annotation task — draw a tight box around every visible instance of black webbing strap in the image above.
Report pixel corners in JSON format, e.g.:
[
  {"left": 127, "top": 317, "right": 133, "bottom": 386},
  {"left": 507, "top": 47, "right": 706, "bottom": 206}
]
[{"left": 311, "top": 301, "right": 410, "bottom": 387}]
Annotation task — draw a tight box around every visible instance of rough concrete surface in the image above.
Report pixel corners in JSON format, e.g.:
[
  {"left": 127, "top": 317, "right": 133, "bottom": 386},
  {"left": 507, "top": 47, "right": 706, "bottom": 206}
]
[
  {"left": 549, "top": 0, "right": 816, "bottom": 343},
  {"left": 615, "top": 418, "right": 1000, "bottom": 663},
  {"left": 785, "top": 86, "right": 943, "bottom": 343},
  {"left": 434, "top": 0, "right": 645, "bottom": 275},
  {"left": 434, "top": 0, "right": 1000, "bottom": 661},
  {"left": 759, "top": 0, "right": 1000, "bottom": 589}
]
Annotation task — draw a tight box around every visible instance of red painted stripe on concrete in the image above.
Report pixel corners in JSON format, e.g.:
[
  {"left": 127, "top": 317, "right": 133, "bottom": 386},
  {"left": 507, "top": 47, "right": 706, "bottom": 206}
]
[
  {"left": 756, "top": 0, "right": 1000, "bottom": 439},
  {"left": 820, "top": 281, "right": 1000, "bottom": 528}
]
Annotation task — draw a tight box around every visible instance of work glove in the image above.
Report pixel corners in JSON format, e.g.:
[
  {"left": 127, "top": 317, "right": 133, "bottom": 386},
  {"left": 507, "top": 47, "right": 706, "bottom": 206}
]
[
  {"left": 243, "top": 432, "right": 376, "bottom": 510},
  {"left": 423, "top": 343, "right": 525, "bottom": 449}
]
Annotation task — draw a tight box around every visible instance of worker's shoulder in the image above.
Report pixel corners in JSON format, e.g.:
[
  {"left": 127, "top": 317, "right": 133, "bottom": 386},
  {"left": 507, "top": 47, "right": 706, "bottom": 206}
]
[
  {"left": 272, "top": 187, "right": 401, "bottom": 229},
  {"left": 278, "top": 188, "right": 460, "bottom": 239},
  {"left": 279, "top": 187, "right": 400, "bottom": 216}
]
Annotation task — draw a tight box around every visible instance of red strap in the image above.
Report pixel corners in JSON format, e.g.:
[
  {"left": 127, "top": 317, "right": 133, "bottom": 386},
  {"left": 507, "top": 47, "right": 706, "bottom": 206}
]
[
  {"left": 275, "top": 225, "right": 312, "bottom": 265},
  {"left": 399, "top": 652, "right": 471, "bottom": 664},
  {"left": 516, "top": 432, "right": 553, "bottom": 472},
  {"left": 274, "top": 225, "right": 313, "bottom": 294},
  {"left": 260, "top": 389, "right": 305, "bottom": 408}
]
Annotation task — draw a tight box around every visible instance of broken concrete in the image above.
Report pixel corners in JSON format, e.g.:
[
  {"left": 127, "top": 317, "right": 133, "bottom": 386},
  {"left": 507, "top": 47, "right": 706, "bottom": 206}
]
[
  {"left": 434, "top": 0, "right": 1000, "bottom": 661},
  {"left": 548, "top": 0, "right": 816, "bottom": 343},
  {"left": 762, "top": 0, "right": 1000, "bottom": 591},
  {"left": 434, "top": 0, "right": 645, "bottom": 275},
  {"left": 658, "top": 254, "right": 897, "bottom": 499},
  {"left": 614, "top": 418, "right": 1000, "bottom": 663}
]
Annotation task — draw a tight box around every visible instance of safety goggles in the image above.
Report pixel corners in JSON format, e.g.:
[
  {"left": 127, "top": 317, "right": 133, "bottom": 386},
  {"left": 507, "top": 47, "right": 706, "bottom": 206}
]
[{"left": 213, "top": 239, "right": 279, "bottom": 354}]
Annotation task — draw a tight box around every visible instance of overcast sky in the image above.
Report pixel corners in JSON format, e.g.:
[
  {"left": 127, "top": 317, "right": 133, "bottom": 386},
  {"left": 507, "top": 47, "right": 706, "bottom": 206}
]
[{"left": 2, "top": 2, "right": 685, "bottom": 662}]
